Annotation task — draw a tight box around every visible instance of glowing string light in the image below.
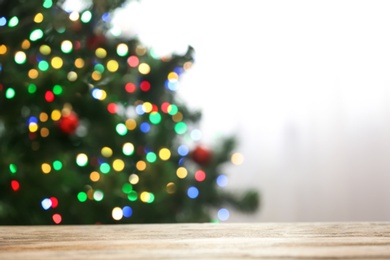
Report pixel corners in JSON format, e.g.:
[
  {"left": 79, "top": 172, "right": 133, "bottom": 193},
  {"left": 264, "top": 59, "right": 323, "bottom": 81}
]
[
  {"left": 100, "top": 163, "right": 110, "bottom": 174},
  {"left": 146, "top": 152, "right": 157, "bottom": 163},
  {"left": 122, "top": 142, "right": 134, "bottom": 156},
  {"left": 159, "top": 148, "right": 171, "bottom": 160},
  {"left": 218, "top": 208, "right": 230, "bottom": 221},
  {"left": 122, "top": 206, "right": 133, "bottom": 218},
  {"left": 187, "top": 186, "right": 199, "bottom": 199},
  {"left": 29, "top": 29, "right": 44, "bottom": 41},
  {"left": 5, "top": 88, "right": 15, "bottom": 99},
  {"left": 8, "top": 16, "right": 19, "bottom": 27},
  {"left": 127, "top": 191, "right": 138, "bottom": 201},
  {"left": 52, "top": 213, "right": 62, "bottom": 224},
  {"left": 112, "top": 207, "right": 123, "bottom": 220},
  {"left": 77, "top": 192, "right": 87, "bottom": 202},
  {"left": 11, "top": 180, "right": 20, "bottom": 191},
  {"left": 93, "top": 190, "right": 104, "bottom": 201},
  {"left": 76, "top": 153, "right": 88, "bottom": 167},
  {"left": 80, "top": 10, "right": 92, "bottom": 23},
  {"left": 14, "top": 51, "right": 26, "bottom": 64}
]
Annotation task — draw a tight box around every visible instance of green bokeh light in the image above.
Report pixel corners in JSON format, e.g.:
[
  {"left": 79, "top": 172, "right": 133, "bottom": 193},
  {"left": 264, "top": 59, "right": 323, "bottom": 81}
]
[
  {"left": 77, "top": 192, "right": 87, "bottom": 202},
  {"left": 28, "top": 84, "right": 37, "bottom": 94},
  {"left": 127, "top": 191, "right": 138, "bottom": 201},
  {"left": 52, "top": 85, "right": 63, "bottom": 95},
  {"left": 8, "top": 16, "right": 19, "bottom": 27},
  {"left": 146, "top": 193, "right": 155, "bottom": 203},
  {"left": 5, "top": 88, "right": 15, "bottom": 99},
  {"left": 38, "top": 60, "right": 49, "bottom": 71},
  {"left": 174, "top": 122, "right": 187, "bottom": 134},
  {"left": 168, "top": 104, "right": 178, "bottom": 115},
  {"left": 29, "top": 29, "right": 44, "bottom": 41},
  {"left": 122, "top": 183, "right": 133, "bottom": 194},
  {"left": 9, "top": 164, "right": 17, "bottom": 174},
  {"left": 94, "top": 64, "right": 105, "bottom": 73},
  {"left": 43, "top": 0, "right": 53, "bottom": 8},
  {"left": 149, "top": 112, "right": 161, "bottom": 124},
  {"left": 146, "top": 152, "right": 157, "bottom": 163},
  {"left": 116, "top": 123, "right": 128, "bottom": 136},
  {"left": 81, "top": 11, "right": 92, "bottom": 23},
  {"left": 100, "top": 163, "right": 110, "bottom": 174},
  {"left": 52, "top": 160, "right": 63, "bottom": 171}
]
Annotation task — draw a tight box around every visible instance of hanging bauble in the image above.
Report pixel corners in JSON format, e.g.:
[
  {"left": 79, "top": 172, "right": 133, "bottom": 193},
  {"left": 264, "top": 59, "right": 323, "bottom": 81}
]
[
  {"left": 58, "top": 112, "right": 79, "bottom": 135},
  {"left": 191, "top": 145, "right": 212, "bottom": 165}
]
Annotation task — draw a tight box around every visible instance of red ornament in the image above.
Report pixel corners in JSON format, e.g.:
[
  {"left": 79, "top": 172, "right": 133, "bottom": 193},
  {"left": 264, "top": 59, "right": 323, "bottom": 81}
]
[
  {"left": 191, "top": 145, "right": 212, "bottom": 165},
  {"left": 58, "top": 112, "right": 79, "bottom": 135}
]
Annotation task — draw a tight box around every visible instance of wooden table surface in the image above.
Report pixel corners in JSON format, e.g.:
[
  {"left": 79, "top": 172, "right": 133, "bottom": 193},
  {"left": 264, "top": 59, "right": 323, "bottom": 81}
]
[{"left": 1, "top": 222, "right": 390, "bottom": 259}]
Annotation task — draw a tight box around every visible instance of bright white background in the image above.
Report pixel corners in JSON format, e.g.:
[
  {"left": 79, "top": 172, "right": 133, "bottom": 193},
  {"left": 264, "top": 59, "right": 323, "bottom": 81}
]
[{"left": 110, "top": 0, "right": 390, "bottom": 222}]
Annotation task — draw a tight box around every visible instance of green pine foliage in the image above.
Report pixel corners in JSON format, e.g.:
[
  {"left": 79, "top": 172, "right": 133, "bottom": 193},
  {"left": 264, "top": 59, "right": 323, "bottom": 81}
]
[{"left": 0, "top": 0, "right": 259, "bottom": 224}]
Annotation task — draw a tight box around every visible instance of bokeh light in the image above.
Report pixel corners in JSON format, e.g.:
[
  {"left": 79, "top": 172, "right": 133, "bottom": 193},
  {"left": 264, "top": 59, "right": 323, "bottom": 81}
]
[
  {"left": 76, "top": 153, "right": 88, "bottom": 167},
  {"left": 187, "top": 186, "right": 199, "bottom": 199},
  {"left": 218, "top": 208, "right": 230, "bottom": 221}
]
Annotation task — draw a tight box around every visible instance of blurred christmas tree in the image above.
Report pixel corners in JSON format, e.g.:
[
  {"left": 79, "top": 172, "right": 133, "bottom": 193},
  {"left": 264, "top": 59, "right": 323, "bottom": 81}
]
[{"left": 0, "top": 0, "right": 259, "bottom": 224}]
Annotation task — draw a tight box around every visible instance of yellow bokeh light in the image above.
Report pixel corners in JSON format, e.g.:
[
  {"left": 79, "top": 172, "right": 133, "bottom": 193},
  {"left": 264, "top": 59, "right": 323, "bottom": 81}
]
[
  {"left": 21, "top": 39, "right": 30, "bottom": 49},
  {"left": 90, "top": 171, "right": 100, "bottom": 182},
  {"left": 96, "top": 89, "right": 107, "bottom": 100},
  {"left": 167, "top": 72, "right": 179, "bottom": 81},
  {"left": 231, "top": 152, "right": 245, "bottom": 165},
  {"left": 67, "top": 71, "right": 78, "bottom": 81},
  {"left": 140, "top": 192, "right": 152, "bottom": 203},
  {"left": 28, "top": 69, "right": 39, "bottom": 79},
  {"left": 176, "top": 167, "right": 188, "bottom": 179},
  {"left": 39, "top": 112, "right": 48, "bottom": 122},
  {"left": 138, "top": 63, "right": 150, "bottom": 75},
  {"left": 51, "top": 110, "right": 61, "bottom": 121},
  {"left": 112, "top": 159, "right": 125, "bottom": 172},
  {"left": 107, "top": 60, "right": 119, "bottom": 72},
  {"left": 101, "top": 147, "right": 113, "bottom": 157},
  {"left": 39, "top": 45, "right": 51, "bottom": 55},
  {"left": 128, "top": 174, "right": 139, "bottom": 185},
  {"left": 166, "top": 182, "right": 176, "bottom": 194},
  {"left": 40, "top": 127, "right": 49, "bottom": 137},
  {"left": 0, "top": 45, "right": 7, "bottom": 55},
  {"left": 91, "top": 71, "right": 102, "bottom": 81},
  {"left": 136, "top": 160, "right": 146, "bottom": 171},
  {"left": 41, "top": 163, "right": 51, "bottom": 174},
  {"left": 125, "top": 119, "right": 137, "bottom": 130},
  {"left": 69, "top": 11, "right": 79, "bottom": 21},
  {"left": 142, "top": 102, "right": 153, "bottom": 113},
  {"left": 95, "top": 48, "right": 107, "bottom": 58},
  {"left": 74, "top": 58, "right": 85, "bottom": 68},
  {"left": 34, "top": 13, "right": 44, "bottom": 23},
  {"left": 112, "top": 207, "right": 123, "bottom": 221},
  {"left": 29, "top": 122, "right": 38, "bottom": 132},
  {"left": 159, "top": 148, "right": 171, "bottom": 161},
  {"left": 51, "top": 56, "right": 63, "bottom": 69}
]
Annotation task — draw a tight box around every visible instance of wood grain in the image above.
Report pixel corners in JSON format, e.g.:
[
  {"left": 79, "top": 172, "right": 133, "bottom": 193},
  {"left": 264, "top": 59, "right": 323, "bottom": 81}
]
[{"left": 1, "top": 222, "right": 390, "bottom": 259}]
